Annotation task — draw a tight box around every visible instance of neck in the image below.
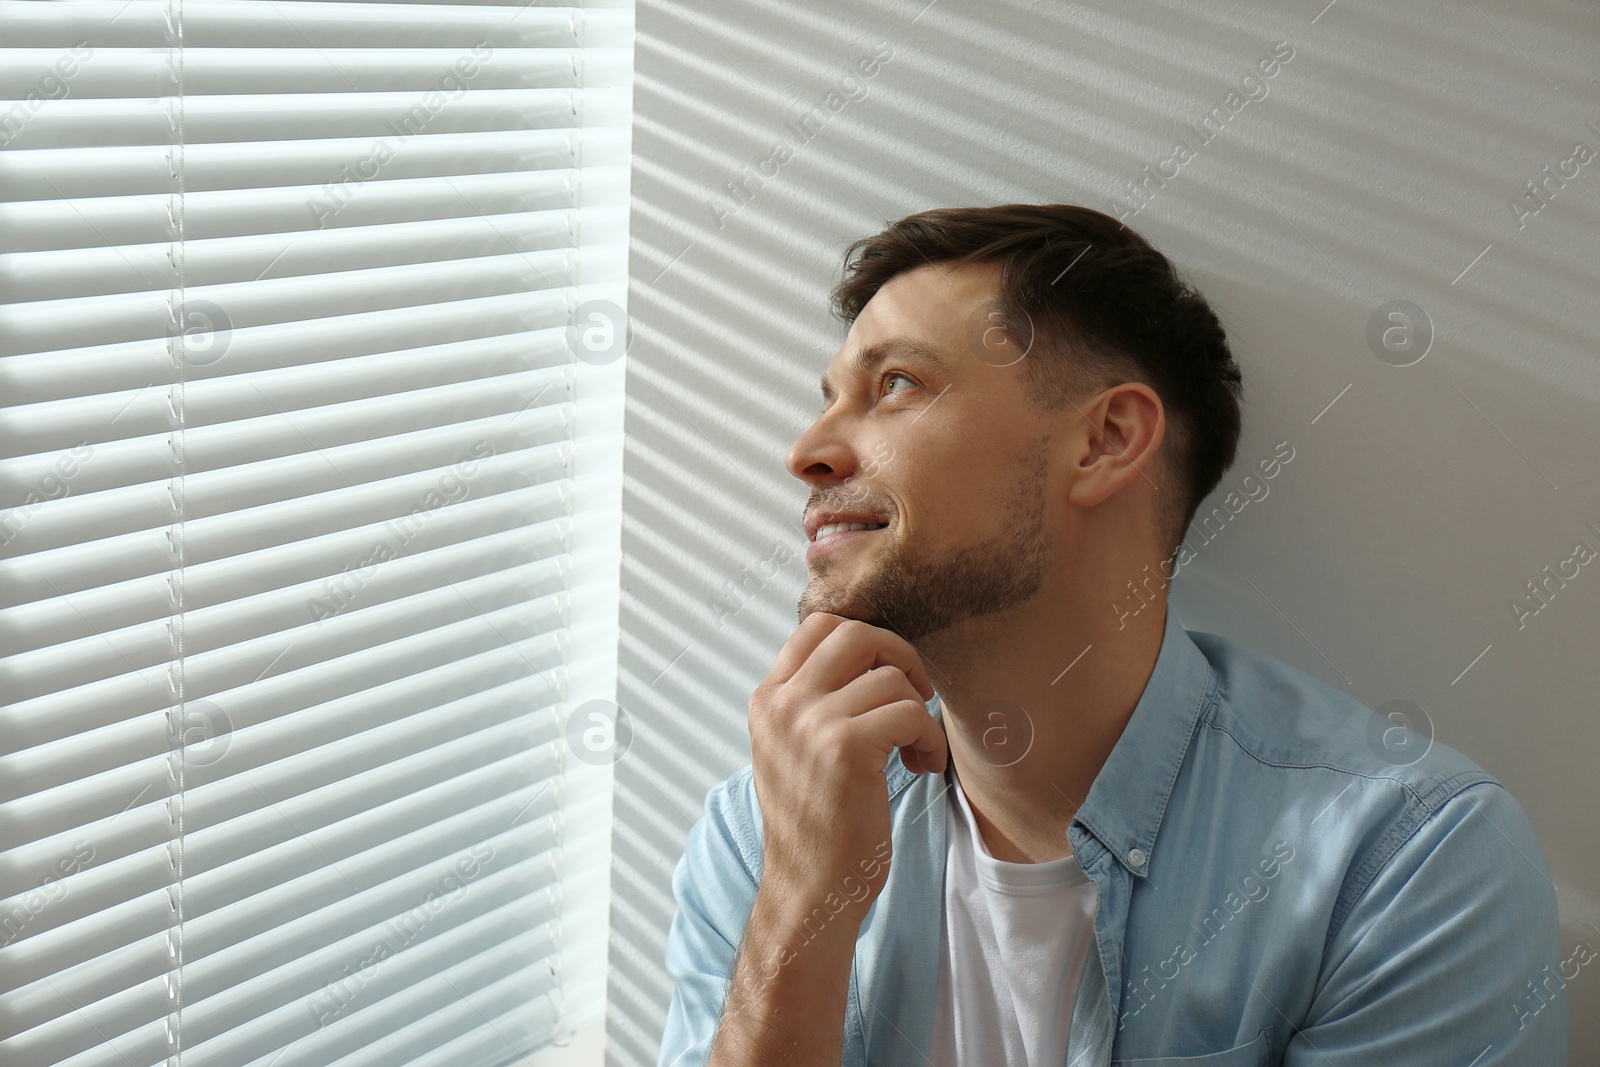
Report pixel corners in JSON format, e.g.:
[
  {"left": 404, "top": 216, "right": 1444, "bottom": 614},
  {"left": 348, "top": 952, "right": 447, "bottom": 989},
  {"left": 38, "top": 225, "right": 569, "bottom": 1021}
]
[{"left": 917, "top": 577, "right": 1169, "bottom": 864}]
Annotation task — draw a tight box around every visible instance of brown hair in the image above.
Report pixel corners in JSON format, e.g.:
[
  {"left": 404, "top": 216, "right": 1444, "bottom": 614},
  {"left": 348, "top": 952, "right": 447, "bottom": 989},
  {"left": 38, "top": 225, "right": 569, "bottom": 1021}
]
[{"left": 830, "top": 203, "right": 1243, "bottom": 558}]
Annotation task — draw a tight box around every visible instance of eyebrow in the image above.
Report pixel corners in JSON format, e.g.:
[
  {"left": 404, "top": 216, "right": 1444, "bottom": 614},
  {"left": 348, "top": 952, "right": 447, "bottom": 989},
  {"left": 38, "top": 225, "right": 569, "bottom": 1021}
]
[{"left": 819, "top": 337, "right": 948, "bottom": 404}]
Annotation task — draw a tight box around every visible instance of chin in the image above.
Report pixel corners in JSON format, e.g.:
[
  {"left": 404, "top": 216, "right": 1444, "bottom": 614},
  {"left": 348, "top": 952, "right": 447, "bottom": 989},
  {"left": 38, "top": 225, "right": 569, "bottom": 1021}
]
[{"left": 797, "top": 582, "right": 874, "bottom": 626}]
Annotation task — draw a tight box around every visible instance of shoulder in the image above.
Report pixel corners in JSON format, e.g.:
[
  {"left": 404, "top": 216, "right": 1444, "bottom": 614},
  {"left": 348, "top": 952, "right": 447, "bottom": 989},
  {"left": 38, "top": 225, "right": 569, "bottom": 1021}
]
[
  {"left": 1186, "top": 627, "right": 1499, "bottom": 806},
  {"left": 1179, "top": 629, "right": 1550, "bottom": 941},
  {"left": 1175, "top": 629, "right": 1560, "bottom": 968}
]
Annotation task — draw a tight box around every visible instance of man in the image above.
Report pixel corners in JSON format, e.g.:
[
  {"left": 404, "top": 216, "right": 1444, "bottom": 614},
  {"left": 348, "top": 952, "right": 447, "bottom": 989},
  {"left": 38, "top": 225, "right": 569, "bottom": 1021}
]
[{"left": 656, "top": 204, "right": 1568, "bottom": 1066}]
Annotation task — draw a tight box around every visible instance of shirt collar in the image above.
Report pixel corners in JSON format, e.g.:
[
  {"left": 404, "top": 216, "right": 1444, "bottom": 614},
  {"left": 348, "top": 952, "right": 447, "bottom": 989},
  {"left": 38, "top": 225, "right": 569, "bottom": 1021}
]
[
  {"left": 917, "top": 605, "right": 1217, "bottom": 879},
  {"left": 915, "top": 604, "right": 1209, "bottom": 883},
  {"left": 1071, "top": 605, "right": 1218, "bottom": 878}
]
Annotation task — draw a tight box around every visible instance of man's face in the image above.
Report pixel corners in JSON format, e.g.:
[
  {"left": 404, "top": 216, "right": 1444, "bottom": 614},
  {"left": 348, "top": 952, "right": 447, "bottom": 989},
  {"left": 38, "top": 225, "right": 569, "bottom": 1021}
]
[{"left": 787, "top": 262, "right": 1059, "bottom": 643}]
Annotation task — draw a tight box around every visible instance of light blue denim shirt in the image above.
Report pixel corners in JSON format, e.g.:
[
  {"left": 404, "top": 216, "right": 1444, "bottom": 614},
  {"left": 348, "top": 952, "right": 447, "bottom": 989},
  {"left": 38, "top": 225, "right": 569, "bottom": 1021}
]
[{"left": 658, "top": 608, "right": 1569, "bottom": 1066}]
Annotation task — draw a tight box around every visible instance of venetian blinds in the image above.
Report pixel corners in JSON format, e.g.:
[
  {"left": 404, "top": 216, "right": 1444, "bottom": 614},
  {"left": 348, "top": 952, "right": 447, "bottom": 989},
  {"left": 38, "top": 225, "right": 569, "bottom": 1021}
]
[{"left": 0, "top": 1, "right": 631, "bottom": 1064}]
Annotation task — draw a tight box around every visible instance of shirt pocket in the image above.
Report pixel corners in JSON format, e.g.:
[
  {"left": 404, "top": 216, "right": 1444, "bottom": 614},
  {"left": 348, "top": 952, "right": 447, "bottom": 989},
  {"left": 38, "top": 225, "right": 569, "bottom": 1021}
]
[{"left": 1109, "top": 1027, "right": 1272, "bottom": 1067}]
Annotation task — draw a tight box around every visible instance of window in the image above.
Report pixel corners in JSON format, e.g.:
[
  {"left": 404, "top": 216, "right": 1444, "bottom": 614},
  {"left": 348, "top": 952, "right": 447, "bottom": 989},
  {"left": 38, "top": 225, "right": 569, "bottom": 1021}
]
[{"left": 0, "top": 1, "right": 630, "bottom": 1063}]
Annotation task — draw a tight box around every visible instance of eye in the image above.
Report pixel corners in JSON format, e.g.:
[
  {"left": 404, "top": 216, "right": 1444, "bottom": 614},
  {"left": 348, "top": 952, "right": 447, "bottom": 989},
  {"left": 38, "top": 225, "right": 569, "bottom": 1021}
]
[{"left": 881, "top": 372, "right": 917, "bottom": 397}]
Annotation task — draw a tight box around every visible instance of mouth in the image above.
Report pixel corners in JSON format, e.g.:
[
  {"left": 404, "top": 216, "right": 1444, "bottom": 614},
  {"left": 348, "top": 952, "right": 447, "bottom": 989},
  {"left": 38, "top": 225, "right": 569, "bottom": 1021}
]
[{"left": 806, "top": 519, "right": 888, "bottom": 561}]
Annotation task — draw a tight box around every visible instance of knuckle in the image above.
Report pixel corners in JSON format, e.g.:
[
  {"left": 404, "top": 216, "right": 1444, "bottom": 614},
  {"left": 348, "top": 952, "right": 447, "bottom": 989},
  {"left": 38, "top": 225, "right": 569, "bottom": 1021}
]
[
  {"left": 870, "top": 664, "right": 908, "bottom": 689},
  {"left": 768, "top": 692, "right": 799, "bottom": 725},
  {"left": 885, "top": 697, "right": 924, "bottom": 724},
  {"left": 816, "top": 722, "right": 853, "bottom": 762},
  {"left": 751, "top": 685, "right": 795, "bottom": 724}
]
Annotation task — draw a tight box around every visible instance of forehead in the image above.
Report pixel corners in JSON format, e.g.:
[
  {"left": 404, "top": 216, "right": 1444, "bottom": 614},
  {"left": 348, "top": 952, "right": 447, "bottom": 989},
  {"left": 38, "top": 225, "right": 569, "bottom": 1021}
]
[{"left": 820, "top": 261, "right": 1002, "bottom": 400}]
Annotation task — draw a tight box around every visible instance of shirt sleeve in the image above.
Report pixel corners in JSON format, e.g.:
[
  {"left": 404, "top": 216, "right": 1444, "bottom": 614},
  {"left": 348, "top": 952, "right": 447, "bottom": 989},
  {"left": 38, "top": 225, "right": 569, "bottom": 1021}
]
[
  {"left": 1286, "top": 781, "right": 1569, "bottom": 1065},
  {"left": 657, "top": 767, "right": 763, "bottom": 1067}
]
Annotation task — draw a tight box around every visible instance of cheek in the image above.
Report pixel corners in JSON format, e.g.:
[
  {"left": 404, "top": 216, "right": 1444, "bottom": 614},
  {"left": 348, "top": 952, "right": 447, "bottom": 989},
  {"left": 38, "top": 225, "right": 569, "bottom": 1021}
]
[
  {"left": 893, "top": 456, "right": 995, "bottom": 540},
  {"left": 890, "top": 398, "right": 1036, "bottom": 536}
]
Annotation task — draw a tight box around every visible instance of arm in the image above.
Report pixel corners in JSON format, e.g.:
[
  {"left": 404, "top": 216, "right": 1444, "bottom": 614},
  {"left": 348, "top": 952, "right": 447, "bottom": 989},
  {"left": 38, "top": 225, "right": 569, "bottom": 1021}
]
[
  {"left": 657, "top": 773, "right": 760, "bottom": 1067},
  {"left": 656, "top": 779, "right": 874, "bottom": 1067},
  {"left": 708, "top": 875, "right": 864, "bottom": 1066},
  {"left": 658, "top": 615, "right": 947, "bottom": 1067},
  {"left": 1286, "top": 783, "right": 1569, "bottom": 1065}
]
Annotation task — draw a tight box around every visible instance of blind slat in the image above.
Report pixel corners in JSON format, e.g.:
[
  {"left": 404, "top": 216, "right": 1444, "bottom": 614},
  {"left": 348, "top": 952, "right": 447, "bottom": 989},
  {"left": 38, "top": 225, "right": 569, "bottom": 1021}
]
[
  {"left": 3, "top": 499, "right": 567, "bottom": 656},
  {"left": 3, "top": 207, "right": 603, "bottom": 302},
  {"left": 1, "top": 318, "right": 577, "bottom": 405},
  {"left": 317, "top": 959, "right": 560, "bottom": 1067},
  {"left": 0, "top": 2, "right": 629, "bottom": 47},
  {"left": 0, "top": 129, "right": 629, "bottom": 200},
  {"left": 199, "top": 931, "right": 561, "bottom": 1067},
  {"left": 3, "top": 759, "right": 563, "bottom": 999},
  {"left": 3, "top": 426, "right": 571, "bottom": 557},
  {"left": 0, "top": 170, "right": 609, "bottom": 254},
  {"left": 0, "top": 251, "right": 581, "bottom": 358},
  {"left": 0, "top": 50, "right": 620, "bottom": 99}
]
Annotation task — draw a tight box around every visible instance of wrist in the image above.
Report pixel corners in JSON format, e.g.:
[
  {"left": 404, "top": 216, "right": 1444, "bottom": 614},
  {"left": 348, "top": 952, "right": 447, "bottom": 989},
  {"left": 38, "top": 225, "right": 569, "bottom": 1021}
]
[
  {"left": 756, "top": 875, "right": 871, "bottom": 944},
  {"left": 758, "top": 841, "right": 892, "bottom": 927}
]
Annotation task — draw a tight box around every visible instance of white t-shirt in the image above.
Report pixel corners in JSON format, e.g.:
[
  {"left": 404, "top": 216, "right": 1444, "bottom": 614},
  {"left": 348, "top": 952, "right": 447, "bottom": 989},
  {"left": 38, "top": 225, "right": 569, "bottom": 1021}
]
[{"left": 928, "top": 763, "right": 1099, "bottom": 1067}]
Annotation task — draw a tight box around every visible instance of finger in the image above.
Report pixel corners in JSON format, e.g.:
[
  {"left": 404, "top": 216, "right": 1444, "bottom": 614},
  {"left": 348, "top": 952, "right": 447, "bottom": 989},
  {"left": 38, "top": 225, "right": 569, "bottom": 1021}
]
[
  {"left": 818, "top": 664, "right": 925, "bottom": 720},
  {"left": 792, "top": 619, "right": 936, "bottom": 702},
  {"left": 764, "top": 612, "right": 850, "bottom": 687},
  {"left": 850, "top": 698, "right": 949, "bottom": 775}
]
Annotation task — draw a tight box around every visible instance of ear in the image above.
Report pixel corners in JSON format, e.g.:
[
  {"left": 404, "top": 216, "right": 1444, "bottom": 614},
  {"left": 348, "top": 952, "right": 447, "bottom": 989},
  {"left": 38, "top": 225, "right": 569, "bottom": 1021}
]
[{"left": 1065, "top": 382, "right": 1166, "bottom": 509}]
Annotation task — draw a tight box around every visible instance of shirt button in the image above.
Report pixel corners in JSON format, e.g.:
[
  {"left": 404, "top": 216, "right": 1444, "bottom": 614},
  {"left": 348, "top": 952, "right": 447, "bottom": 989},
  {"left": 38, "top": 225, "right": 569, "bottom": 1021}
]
[{"left": 1127, "top": 847, "right": 1147, "bottom": 868}]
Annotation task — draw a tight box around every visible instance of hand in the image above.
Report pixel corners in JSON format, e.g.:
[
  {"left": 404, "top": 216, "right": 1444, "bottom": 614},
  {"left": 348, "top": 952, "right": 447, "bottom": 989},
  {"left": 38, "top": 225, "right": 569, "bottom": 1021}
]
[{"left": 747, "top": 613, "right": 948, "bottom": 914}]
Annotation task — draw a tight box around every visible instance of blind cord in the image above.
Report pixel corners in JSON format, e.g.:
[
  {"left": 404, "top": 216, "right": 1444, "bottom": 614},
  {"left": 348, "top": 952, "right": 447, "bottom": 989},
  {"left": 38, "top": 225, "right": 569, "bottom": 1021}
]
[{"left": 171, "top": 0, "right": 188, "bottom": 1061}]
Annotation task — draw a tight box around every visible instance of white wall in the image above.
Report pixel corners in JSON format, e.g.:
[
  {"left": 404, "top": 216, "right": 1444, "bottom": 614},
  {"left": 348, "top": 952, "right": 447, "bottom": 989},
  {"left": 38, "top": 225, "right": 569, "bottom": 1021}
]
[{"left": 607, "top": 2, "right": 1600, "bottom": 1064}]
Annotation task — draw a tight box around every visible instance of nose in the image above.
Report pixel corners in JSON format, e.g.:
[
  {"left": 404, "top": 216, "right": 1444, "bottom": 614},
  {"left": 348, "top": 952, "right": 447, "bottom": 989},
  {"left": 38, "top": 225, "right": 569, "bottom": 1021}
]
[{"left": 785, "top": 410, "right": 859, "bottom": 486}]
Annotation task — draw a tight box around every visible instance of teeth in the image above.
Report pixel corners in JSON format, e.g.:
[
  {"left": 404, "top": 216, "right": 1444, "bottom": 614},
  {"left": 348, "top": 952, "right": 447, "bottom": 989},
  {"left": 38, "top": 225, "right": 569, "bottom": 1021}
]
[{"left": 813, "top": 521, "right": 886, "bottom": 541}]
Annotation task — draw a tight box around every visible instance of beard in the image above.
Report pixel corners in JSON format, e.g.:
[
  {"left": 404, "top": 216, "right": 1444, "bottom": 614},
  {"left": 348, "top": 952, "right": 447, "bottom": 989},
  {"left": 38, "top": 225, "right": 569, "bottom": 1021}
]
[{"left": 796, "top": 440, "right": 1050, "bottom": 644}]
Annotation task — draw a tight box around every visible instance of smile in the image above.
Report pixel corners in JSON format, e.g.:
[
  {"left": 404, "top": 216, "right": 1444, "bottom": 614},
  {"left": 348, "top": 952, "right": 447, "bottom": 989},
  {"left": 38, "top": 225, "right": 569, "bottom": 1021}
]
[
  {"left": 806, "top": 522, "right": 887, "bottom": 561},
  {"left": 812, "top": 521, "right": 888, "bottom": 540}
]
